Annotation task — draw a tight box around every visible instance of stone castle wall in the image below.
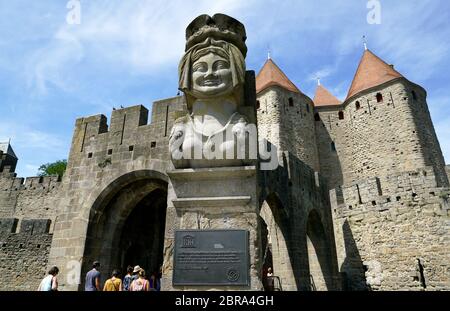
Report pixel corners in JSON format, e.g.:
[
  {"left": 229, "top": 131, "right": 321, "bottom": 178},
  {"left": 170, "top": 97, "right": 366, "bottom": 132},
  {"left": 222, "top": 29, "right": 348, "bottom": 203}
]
[
  {"left": 257, "top": 87, "right": 319, "bottom": 171},
  {"left": 258, "top": 151, "right": 340, "bottom": 291},
  {"left": 408, "top": 84, "right": 449, "bottom": 187},
  {"left": 0, "top": 218, "right": 53, "bottom": 291},
  {"left": 314, "top": 107, "right": 345, "bottom": 190},
  {"left": 0, "top": 174, "right": 62, "bottom": 219},
  {"left": 331, "top": 167, "right": 450, "bottom": 290},
  {"left": 0, "top": 65, "right": 447, "bottom": 291},
  {"left": 315, "top": 79, "right": 448, "bottom": 190},
  {"left": 47, "top": 96, "right": 186, "bottom": 290},
  {"left": 0, "top": 166, "right": 63, "bottom": 290}
]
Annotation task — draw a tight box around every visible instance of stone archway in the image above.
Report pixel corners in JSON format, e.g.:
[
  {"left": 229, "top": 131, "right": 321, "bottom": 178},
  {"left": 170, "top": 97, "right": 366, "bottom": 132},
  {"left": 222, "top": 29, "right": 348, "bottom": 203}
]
[
  {"left": 260, "top": 193, "right": 296, "bottom": 291},
  {"left": 306, "top": 209, "right": 334, "bottom": 290},
  {"left": 81, "top": 171, "right": 168, "bottom": 287}
]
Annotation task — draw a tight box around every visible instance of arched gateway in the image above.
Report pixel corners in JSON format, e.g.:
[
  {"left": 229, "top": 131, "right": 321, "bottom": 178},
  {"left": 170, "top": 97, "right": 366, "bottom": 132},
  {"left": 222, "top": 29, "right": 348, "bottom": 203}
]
[
  {"left": 44, "top": 13, "right": 340, "bottom": 292},
  {"left": 81, "top": 170, "right": 168, "bottom": 289}
]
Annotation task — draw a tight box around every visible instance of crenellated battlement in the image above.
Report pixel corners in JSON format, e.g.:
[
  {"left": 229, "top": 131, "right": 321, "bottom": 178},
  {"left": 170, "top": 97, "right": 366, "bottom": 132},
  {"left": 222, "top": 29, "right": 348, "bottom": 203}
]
[
  {"left": 0, "top": 174, "right": 61, "bottom": 192},
  {"left": 73, "top": 96, "right": 186, "bottom": 140},
  {"left": 0, "top": 172, "right": 62, "bottom": 220},
  {"left": 331, "top": 166, "right": 449, "bottom": 218},
  {"left": 68, "top": 97, "right": 187, "bottom": 170}
]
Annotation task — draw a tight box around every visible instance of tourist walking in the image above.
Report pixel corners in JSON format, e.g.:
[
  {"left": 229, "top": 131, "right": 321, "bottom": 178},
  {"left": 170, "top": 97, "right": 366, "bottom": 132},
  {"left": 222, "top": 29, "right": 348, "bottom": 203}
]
[
  {"left": 37, "top": 266, "right": 59, "bottom": 291},
  {"left": 122, "top": 266, "right": 133, "bottom": 291},
  {"left": 130, "top": 269, "right": 149, "bottom": 291},
  {"left": 131, "top": 265, "right": 141, "bottom": 282},
  {"left": 85, "top": 261, "right": 102, "bottom": 291},
  {"left": 103, "top": 270, "right": 122, "bottom": 291}
]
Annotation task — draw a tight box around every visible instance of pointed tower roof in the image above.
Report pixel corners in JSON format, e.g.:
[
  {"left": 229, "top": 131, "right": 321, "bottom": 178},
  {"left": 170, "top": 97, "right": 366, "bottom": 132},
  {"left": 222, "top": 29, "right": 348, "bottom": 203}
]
[
  {"left": 0, "top": 142, "right": 17, "bottom": 159},
  {"left": 346, "top": 49, "right": 403, "bottom": 100},
  {"left": 313, "top": 85, "right": 342, "bottom": 107},
  {"left": 256, "top": 59, "right": 301, "bottom": 94}
]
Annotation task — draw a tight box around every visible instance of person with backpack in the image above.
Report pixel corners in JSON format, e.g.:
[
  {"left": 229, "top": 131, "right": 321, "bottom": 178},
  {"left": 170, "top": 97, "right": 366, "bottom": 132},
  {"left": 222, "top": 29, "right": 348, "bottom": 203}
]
[
  {"left": 129, "top": 269, "right": 149, "bottom": 291},
  {"left": 37, "top": 266, "right": 59, "bottom": 291},
  {"left": 103, "top": 269, "right": 122, "bottom": 291}
]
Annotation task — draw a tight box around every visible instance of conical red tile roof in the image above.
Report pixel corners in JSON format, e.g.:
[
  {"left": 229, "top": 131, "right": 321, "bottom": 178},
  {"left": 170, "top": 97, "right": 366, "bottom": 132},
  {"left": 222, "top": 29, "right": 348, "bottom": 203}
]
[
  {"left": 313, "top": 85, "right": 341, "bottom": 107},
  {"left": 256, "top": 59, "right": 300, "bottom": 94},
  {"left": 346, "top": 49, "right": 403, "bottom": 100}
]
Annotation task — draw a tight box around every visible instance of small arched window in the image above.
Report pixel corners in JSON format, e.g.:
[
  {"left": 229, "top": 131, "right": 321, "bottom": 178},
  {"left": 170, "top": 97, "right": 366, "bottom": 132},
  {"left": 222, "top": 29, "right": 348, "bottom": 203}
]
[
  {"left": 412, "top": 90, "right": 418, "bottom": 101},
  {"left": 314, "top": 113, "right": 320, "bottom": 121},
  {"left": 338, "top": 111, "right": 344, "bottom": 120},
  {"left": 376, "top": 93, "right": 383, "bottom": 103},
  {"left": 355, "top": 101, "right": 361, "bottom": 110},
  {"left": 306, "top": 103, "right": 310, "bottom": 113},
  {"left": 288, "top": 97, "right": 294, "bottom": 107},
  {"left": 331, "top": 142, "right": 336, "bottom": 151},
  {"left": 256, "top": 100, "right": 260, "bottom": 109}
]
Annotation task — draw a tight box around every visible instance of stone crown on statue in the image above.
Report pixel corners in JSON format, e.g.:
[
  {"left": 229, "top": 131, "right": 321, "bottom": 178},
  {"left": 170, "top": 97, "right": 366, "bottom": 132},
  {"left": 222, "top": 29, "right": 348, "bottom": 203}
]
[{"left": 185, "top": 13, "right": 248, "bottom": 58}]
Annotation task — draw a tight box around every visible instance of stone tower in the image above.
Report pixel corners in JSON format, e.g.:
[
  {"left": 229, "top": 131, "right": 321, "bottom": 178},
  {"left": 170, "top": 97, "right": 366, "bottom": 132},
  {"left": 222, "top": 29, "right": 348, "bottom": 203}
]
[
  {"left": 312, "top": 84, "right": 343, "bottom": 190},
  {"left": 0, "top": 142, "right": 18, "bottom": 174},
  {"left": 315, "top": 49, "right": 449, "bottom": 188},
  {"left": 255, "top": 59, "right": 340, "bottom": 291},
  {"left": 0, "top": 16, "right": 448, "bottom": 292},
  {"left": 255, "top": 58, "right": 319, "bottom": 171}
]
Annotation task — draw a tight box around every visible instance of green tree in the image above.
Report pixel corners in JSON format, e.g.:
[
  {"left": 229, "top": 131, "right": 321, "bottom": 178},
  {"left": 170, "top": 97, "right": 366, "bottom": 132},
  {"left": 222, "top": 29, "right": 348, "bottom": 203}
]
[{"left": 38, "top": 159, "right": 67, "bottom": 177}]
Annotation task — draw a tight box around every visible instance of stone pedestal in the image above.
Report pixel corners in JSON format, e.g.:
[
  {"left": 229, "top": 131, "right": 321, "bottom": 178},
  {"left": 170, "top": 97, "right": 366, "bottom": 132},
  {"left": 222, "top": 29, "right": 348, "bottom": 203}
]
[{"left": 162, "top": 165, "right": 263, "bottom": 291}]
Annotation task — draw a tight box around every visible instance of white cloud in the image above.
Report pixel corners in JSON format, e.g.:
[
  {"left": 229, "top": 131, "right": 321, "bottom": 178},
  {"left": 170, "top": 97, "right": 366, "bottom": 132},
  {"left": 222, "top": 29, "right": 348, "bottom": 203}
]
[
  {"left": 25, "top": 0, "right": 256, "bottom": 94},
  {"left": 0, "top": 122, "right": 65, "bottom": 150},
  {"left": 308, "top": 67, "right": 334, "bottom": 83}
]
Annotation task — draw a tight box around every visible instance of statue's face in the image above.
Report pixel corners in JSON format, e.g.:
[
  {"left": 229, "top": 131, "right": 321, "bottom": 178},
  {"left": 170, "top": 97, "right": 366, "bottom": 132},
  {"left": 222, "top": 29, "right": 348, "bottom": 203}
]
[{"left": 191, "top": 52, "right": 233, "bottom": 98}]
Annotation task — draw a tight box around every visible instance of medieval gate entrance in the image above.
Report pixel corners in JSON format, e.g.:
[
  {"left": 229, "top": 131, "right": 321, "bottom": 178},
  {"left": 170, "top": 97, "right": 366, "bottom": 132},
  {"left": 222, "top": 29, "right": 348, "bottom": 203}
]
[{"left": 81, "top": 170, "right": 168, "bottom": 287}]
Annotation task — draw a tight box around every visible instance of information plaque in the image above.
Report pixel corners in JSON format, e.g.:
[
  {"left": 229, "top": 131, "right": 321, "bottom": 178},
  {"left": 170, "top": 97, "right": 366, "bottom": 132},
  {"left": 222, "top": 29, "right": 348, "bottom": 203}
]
[{"left": 173, "top": 229, "right": 249, "bottom": 286}]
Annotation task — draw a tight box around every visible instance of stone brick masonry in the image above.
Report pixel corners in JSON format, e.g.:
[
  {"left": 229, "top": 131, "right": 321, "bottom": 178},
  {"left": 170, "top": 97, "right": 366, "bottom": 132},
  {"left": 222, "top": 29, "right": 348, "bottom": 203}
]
[
  {"left": 331, "top": 167, "right": 449, "bottom": 290},
  {"left": 0, "top": 63, "right": 448, "bottom": 291}
]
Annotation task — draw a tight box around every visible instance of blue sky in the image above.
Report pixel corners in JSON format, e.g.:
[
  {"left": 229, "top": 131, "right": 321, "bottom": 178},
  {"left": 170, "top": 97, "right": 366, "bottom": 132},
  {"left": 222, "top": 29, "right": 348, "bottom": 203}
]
[{"left": 1, "top": 0, "right": 449, "bottom": 177}]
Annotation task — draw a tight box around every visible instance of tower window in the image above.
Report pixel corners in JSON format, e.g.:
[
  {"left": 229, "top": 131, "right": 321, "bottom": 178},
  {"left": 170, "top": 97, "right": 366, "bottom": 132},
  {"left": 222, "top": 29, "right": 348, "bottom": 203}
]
[
  {"left": 376, "top": 93, "right": 383, "bottom": 103},
  {"left": 412, "top": 90, "right": 418, "bottom": 100},
  {"left": 306, "top": 104, "right": 310, "bottom": 113},
  {"left": 314, "top": 113, "right": 320, "bottom": 121},
  {"left": 288, "top": 97, "right": 294, "bottom": 107},
  {"left": 256, "top": 100, "right": 260, "bottom": 109},
  {"left": 338, "top": 111, "right": 344, "bottom": 120},
  {"left": 355, "top": 101, "right": 361, "bottom": 110},
  {"left": 331, "top": 142, "right": 336, "bottom": 151}
]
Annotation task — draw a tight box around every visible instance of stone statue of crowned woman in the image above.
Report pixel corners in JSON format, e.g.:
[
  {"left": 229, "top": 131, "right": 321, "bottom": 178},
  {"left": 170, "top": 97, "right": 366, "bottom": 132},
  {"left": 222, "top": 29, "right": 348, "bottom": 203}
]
[{"left": 169, "top": 14, "right": 257, "bottom": 168}]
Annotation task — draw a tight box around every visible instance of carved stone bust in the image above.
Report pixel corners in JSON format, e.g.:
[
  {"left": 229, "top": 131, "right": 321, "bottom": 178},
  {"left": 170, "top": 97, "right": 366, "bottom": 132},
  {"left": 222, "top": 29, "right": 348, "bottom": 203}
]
[{"left": 169, "top": 14, "right": 255, "bottom": 168}]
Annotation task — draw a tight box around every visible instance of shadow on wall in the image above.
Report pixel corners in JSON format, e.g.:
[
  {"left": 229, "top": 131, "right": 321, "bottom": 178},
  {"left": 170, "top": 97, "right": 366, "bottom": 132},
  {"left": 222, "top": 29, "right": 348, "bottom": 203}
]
[
  {"left": 340, "top": 220, "right": 370, "bottom": 291},
  {"left": 258, "top": 146, "right": 341, "bottom": 291},
  {"left": 306, "top": 209, "right": 336, "bottom": 291},
  {"left": 315, "top": 114, "right": 344, "bottom": 190}
]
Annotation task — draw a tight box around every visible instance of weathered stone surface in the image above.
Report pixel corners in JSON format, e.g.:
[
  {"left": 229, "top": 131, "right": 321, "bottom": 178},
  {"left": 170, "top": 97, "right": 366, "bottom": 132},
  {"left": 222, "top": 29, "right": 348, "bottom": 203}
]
[
  {"left": 331, "top": 168, "right": 450, "bottom": 290},
  {"left": 0, "top": 14, "right": 448, "bottom": 292},
  {"left": 315, "top": 80, "right": 448, "bottom": 189},
  {"left": 0, "top": 228, "right": 53, "bottom": 291}
]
